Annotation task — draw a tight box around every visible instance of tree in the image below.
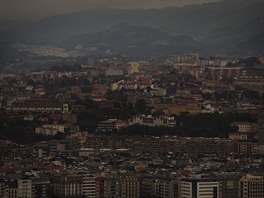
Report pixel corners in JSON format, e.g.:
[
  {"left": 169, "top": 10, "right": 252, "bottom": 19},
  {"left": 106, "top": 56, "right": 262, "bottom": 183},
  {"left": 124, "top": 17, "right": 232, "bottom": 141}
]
[
  {"left": 243, "top": 89, "right": 261, "bottom": 100},
  {"left": 106, "top": 91, "right": 127, "bottom": 103},
  {"left": 84, "top": 98, "right": 97, "bottom": 109},
  {"left": 135, "top": 99, "right": 147, "bottom": 113}
]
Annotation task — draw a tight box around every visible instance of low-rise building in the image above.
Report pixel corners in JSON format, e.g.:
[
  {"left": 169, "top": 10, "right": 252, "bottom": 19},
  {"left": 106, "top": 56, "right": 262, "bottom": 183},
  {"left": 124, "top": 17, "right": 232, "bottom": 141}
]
[
  {"left": 229, "top": 132, "right": 248, "bottom": 140},
  {"left": 97, "top": 119, "right": 126, "bottom": 132},
  {"left": 128, "top": 114, "right": 176, "bottom": 127},
  {"left": 35, "top": 124, "right": 65, "bottom": 136},
  {"left": 231, "top": 122, "right": 253, "bottom": 133}
]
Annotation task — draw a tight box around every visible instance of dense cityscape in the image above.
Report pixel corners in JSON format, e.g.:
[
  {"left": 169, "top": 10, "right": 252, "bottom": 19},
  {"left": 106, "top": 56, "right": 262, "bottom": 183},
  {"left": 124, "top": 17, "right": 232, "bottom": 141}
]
[
  {"left": 0, "top": 0, "right": 264, "bottom": 197},
  {"left": 0, "top": 52, "right": 264, "bottom": 197}
]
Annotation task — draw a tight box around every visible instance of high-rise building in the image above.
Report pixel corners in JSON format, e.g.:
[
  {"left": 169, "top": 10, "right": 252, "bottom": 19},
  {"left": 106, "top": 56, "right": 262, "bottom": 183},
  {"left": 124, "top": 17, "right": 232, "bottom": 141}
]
[
  {"left": 118, "top": 174, "right": 140, "bottom": 198},
  {"left": 140, "top": 175, "right": 179, "bottom": 198},
  {"left": 18, "top": 179, "right": 32, "bottom": 198},
  {"left": 0, "top": 179, "right": 18, "bottom": 198},
  {"left": 96, "top": 174, "right": 118, "bottom": 198},
  {"left": 258, "top": 112, "right": 264, "bottom": 145},
  {"left": 32, "top": 178, "right": 51, "bottom": 198},
  {"left": 51, "top": 174, "right": 83, "bottom": 197},
  {"left": 180, "top": 177, "right": 219, "bottom": 198},
  {"left": 0, "top": 179, "right": 5, "bottom": 198},
  {"left": 82, "top": 173, "right": 96, "bottom": 198},
  {"left": 240, "top": 174, "right": 264, "bottom": 198},
  {"left": 217, "top": 174, "right": 241, "bottom": 198},
  {"left": 179, "top": 174, "right": 242, "bottom": 198}
]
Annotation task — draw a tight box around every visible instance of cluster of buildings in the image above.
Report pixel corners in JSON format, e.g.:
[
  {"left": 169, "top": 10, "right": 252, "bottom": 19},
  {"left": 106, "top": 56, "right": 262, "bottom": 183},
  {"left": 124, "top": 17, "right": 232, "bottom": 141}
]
[
  {"left": 1, "top": 161, "right": 264, "bottom": 198},
  {"left": 96, "top": 115, "right": 176, "bottom": 132},
  {"left": 0, "top": 53, "right": 263, "bottom": 121},
  {"left": 0, "top": 53, "right": 264, "bottom": 197},
  {"left": 128, "top": 115, "right": 176, "bottom": 128}
]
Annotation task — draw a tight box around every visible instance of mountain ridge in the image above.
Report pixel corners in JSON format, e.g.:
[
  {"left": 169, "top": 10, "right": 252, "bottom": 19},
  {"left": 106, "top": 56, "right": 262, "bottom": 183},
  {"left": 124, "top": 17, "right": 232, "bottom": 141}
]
[{"left": 0, "top": 0, "right": 263, "bottom": 57}]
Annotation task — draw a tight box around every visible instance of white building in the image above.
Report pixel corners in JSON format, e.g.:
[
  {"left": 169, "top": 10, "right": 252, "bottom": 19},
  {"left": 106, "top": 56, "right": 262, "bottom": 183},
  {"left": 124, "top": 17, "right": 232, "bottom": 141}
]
[
  {"left": 128, "top": 115, "right": 176, "bottom": 127},
  {"left": 106, "top": 69, "right": 124, "bottom": 76},
  {"left": 82, "top": 174, "right": 97, "bottom": 198},
  {"left": 42, "top": 124, "right": 65, "bottom": 133},
  {"left": 35, "top": 127, "right": 58, "bottom": 136},
  {"left": 127, "top": 62, "right": 140, "bottom": 75},
  {"left": 35, "top": 124, "right": 65, "bottom": 135},
  {"left": 79, "top": 148, "right": 95, "bottom": 157},
  {"left": 229, "top": 132, "right": 248, "bottom": 140},
  {"left": 231, "top": 122, "right": 252, "bottom": 133},
  {"left": 97, "top": 119, "right": 126, "bottom": 132},
  {"left": 18, "top": 179, "right": 32, "bottom": 198},
  {"left": 149, "top": 87, "right": 167, "bottom": 96},
  {"left": 180, "top": 178, "right": 219, "bottom": 198}
]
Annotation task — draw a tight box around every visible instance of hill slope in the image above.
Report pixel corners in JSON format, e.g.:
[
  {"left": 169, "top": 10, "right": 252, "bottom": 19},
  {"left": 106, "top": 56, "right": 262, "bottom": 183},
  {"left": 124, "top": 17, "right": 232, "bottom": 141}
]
[{"left": 0, "top": 0, "right": 263, "bottom": 57}]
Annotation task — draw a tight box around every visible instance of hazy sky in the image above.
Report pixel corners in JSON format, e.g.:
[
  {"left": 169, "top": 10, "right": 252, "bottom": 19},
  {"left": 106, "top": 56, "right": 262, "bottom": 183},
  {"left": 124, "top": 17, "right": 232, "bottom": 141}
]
[{"left": 0, "top": 0, "right": 220, "bottom": 20}]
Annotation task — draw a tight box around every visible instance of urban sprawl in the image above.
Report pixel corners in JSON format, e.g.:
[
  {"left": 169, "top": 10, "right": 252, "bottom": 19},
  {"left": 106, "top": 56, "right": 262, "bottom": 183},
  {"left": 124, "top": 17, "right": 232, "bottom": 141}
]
[{"left": 1, "top": 53, "right": 264, "bottom": 198}]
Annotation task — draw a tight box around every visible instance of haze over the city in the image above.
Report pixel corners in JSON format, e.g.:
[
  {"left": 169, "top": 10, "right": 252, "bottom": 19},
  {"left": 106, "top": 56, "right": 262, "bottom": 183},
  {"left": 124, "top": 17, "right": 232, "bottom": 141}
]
[{"left": 0, "top": 0, "right": 220, "bottom": 20}]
